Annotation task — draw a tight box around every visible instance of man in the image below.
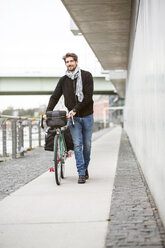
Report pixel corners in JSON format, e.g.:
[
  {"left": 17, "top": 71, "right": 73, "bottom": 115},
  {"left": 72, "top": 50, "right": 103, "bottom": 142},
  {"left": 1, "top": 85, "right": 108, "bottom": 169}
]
[{"left": 44, "top": 53, "right": 94, "bottom": 184}]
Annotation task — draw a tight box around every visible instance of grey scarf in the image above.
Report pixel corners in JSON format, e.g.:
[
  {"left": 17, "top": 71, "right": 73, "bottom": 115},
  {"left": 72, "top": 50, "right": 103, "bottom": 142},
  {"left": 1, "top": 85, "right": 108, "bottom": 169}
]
[{"left": 65, "top": 66, "right": 84, "bottom": 102}]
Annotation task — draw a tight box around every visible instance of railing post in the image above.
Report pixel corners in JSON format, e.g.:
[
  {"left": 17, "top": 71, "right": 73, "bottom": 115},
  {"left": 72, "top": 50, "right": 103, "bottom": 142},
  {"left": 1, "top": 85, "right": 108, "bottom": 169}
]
[
  {"left": 103, "top": 108, "right": 106, "bottom": 128},
  {"left": 2, "top": 120, "right": 7, "bottom": 157},
  {"left": 38, "top": 123, "right": 41, "bottom": 147},
  {"left": 18, "top": 120, "right": 24, "bottom": 157},
  {"left": 11, "top": 119, "right": 17, "bottom": 159},
  {"left": 29, "top": 122, "right": 32, "bottom": 149}
]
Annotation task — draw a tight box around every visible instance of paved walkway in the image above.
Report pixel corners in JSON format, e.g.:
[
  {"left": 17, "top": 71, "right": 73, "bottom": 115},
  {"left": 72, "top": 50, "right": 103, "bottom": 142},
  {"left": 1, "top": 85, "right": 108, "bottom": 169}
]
[
  {"left": 0, "top": 126, "right": 165, "bottom": 248},
  {"left": 0, "top": 126, "right": 122, "bottom": 248},
  {"left": 0, "top": 127, "right": 113, "bottom": 201}
]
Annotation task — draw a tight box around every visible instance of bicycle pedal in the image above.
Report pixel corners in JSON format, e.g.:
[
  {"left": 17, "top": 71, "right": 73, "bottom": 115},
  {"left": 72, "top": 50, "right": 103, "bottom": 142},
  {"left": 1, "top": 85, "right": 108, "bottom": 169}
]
[{"left": 49, "top": 167, "right": 55, "bottom": 172}]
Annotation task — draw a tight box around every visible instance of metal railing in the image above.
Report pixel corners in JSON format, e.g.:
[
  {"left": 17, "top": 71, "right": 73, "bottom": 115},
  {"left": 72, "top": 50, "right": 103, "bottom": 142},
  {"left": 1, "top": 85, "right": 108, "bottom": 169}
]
[
  {"left": 103, "top": 106, "right": 124, "bottom": 128},
  {"left": 0, "top": 115, "right": 43, "bottom": 159}
]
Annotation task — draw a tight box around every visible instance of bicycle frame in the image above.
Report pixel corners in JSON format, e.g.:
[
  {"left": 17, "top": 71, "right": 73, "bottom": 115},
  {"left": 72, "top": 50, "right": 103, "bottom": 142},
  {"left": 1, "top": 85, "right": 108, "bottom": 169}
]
[{"left": 53, "top": 128, "right": 67, "bottom": 163}]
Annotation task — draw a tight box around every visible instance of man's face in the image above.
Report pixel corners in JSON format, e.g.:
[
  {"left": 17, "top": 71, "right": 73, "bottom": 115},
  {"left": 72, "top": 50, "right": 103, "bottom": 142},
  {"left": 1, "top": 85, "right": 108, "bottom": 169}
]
[{"left": 65, "top": 57, "right": 78, "bottom": 72}]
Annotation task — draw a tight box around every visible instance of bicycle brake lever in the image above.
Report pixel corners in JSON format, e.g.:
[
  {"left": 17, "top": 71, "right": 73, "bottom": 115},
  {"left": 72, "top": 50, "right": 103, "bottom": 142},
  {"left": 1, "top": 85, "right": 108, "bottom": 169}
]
[
  {"left": 40, "top": 115, "right": 44, "bottom": 129},
  {"left": 70, "top": 113, "right": 75, "bottom": 127}
]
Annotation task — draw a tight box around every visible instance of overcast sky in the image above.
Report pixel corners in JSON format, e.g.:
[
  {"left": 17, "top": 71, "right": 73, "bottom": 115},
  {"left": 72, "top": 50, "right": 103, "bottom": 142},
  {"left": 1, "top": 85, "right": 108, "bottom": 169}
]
[{"left": 0, "top": 0, "right": 102, "bottom": 111}]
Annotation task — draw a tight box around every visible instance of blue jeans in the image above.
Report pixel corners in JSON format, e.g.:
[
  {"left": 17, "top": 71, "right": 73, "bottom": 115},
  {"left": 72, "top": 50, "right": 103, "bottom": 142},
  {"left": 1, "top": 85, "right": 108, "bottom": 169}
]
[{"left": 68, "top": 114, "right": 94, "bottom": 176}]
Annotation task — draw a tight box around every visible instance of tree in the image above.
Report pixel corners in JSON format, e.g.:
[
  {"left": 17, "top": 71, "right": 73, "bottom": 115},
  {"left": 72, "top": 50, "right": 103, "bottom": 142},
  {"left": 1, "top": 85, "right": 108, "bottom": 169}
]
[
  {"left": 2, "top": 107, "right": 14, "bottom": 115},
  {"left": 18, "top": 108, "right": 35, "bottom": 116}
]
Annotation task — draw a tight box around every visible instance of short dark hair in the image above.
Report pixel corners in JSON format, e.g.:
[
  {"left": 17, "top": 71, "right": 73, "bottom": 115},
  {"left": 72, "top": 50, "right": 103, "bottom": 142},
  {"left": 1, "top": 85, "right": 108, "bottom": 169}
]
[{"left": 62, "top": 53, "right": 78, "bottom": 62}]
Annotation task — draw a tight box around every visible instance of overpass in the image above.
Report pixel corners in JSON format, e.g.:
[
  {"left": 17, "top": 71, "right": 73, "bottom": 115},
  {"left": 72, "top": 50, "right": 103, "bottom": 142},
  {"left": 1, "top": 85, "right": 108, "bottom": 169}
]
[{"left": 0, "top": 76, "right": 116, "bottom": 96}]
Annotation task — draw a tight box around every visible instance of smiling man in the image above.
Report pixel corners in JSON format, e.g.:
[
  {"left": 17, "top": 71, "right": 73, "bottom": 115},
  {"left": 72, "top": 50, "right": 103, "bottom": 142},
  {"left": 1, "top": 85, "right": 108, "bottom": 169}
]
[{"left": 45, "top": 53, "right": 94, "bottom": 184}]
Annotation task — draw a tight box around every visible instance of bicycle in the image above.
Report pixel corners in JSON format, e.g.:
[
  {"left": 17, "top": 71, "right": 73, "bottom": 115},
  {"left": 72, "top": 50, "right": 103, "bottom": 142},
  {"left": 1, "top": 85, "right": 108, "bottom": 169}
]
[{"left": 41, "top": 111, "right": 74, "bottom": 185}]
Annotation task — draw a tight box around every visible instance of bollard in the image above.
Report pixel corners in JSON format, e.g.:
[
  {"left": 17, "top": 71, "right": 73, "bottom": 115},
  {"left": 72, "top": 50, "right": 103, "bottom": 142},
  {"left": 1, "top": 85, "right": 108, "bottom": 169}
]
[
  {"left": 11, "top": 119, "right": 17, "bottom": 159},
  {"left": 2, "top": 121, "right": 7, "bottom": 157}
]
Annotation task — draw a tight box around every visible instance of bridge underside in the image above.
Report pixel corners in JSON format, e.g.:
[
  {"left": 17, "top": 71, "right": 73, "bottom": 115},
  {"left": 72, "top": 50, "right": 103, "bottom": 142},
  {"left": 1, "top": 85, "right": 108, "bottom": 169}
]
[
  {"left": 61, "top": 0, "right": 132, "bottom": 98},
  {"left": 0, "top": 77, "right": 116, "bottom": 96}
]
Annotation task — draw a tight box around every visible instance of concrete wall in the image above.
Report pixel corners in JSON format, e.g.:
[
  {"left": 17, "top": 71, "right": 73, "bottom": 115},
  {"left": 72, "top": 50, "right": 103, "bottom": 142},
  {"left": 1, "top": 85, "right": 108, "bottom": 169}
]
[{"left": 125, "top": 0, "right": 165, "bottom": 226}]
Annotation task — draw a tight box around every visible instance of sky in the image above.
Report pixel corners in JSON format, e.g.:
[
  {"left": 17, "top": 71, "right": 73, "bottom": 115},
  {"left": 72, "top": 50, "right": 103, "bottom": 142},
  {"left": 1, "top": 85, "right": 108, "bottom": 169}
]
[{"left": 0, "top": 0, "right": 103, "bottom": 111}]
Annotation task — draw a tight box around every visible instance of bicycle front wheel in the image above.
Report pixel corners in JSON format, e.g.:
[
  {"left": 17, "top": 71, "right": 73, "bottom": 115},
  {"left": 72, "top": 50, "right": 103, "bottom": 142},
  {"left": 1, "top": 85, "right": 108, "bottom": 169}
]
[
  {"left": 61, "top": 138, "right": 67, "bottom": 179},
  {"left": 54, "top": 135, "right": 61, "bottom": 185}
]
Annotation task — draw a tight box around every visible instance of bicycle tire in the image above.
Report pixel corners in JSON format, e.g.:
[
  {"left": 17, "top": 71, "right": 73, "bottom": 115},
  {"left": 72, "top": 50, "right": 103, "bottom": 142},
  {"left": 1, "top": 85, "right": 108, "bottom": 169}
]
[
  {"left": 54, "top": 135, "right": 61, "bottom": 185},
  {"left": 61, "top": 137, "right": 67, "bottom": 179}
]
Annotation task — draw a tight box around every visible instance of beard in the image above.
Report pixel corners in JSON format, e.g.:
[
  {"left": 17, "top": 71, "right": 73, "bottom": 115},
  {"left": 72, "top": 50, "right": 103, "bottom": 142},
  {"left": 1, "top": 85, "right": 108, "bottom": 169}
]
[{"left": 67, "top": 64, "right": 77, "bottom": 72}]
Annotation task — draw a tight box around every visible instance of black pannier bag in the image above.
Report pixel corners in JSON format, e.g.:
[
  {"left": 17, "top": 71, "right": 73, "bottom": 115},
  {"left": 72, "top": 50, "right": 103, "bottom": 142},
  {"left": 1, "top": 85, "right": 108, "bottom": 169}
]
[
  {"left": 44, "top": 128, "right": 56, "bottom": 151},
  {"left": 46, "top": 110, "right": 67, "bottom": 128},
  {"left": 44, "top": 126, "right": 74, "bottom": 152},
  {"left": 64, "top": 127, "right": 74, "bottom": 151}
]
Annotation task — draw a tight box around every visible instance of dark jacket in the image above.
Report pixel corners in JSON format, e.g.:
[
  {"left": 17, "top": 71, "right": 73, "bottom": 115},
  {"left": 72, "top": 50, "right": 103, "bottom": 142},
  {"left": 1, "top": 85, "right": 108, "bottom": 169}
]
[{"left": 46, "top": 69, "right": 94, "bottom": 117}]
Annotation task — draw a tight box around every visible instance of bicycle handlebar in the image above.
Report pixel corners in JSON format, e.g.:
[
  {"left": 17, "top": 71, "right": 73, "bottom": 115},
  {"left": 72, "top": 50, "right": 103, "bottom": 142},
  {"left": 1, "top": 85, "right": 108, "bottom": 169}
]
[{"left": 40, "top": 113, "right": 75, "bottom": 129}]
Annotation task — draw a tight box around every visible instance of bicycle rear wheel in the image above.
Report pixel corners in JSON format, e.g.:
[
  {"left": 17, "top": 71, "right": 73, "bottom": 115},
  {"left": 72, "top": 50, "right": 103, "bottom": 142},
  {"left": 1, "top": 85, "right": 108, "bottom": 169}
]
[{"left": 54, "top": 135, "right": 61, "bottom": 185}]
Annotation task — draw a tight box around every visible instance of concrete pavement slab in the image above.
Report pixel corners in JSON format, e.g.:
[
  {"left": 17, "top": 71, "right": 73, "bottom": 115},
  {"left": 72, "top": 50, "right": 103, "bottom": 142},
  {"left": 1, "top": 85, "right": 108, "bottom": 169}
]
[{"left": 0, "top": 126, "right": 122, "bottom": 248}]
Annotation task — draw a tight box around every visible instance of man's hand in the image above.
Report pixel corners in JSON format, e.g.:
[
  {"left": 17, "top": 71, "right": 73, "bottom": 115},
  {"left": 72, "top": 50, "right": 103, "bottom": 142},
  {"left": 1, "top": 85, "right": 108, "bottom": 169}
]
[
  {"left": 43, "top": 114, "right": 47, "bottom": 120},
  {"left": 67, "top": 110, "right": 76, "bottom": 119}
]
